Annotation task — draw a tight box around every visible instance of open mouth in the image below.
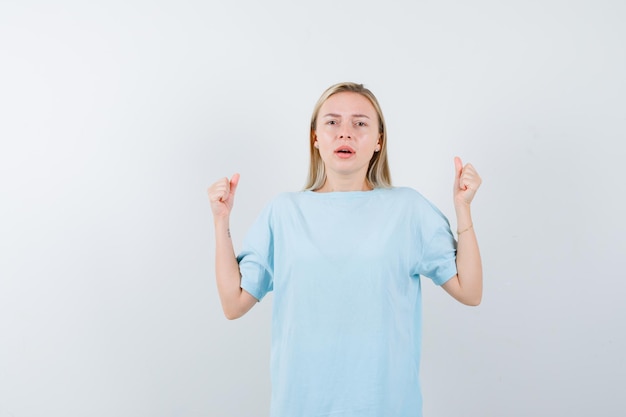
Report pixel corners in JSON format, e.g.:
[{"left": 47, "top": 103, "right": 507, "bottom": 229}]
[{"left": 334, "top": 146, "right": 355, "bottom": 155}]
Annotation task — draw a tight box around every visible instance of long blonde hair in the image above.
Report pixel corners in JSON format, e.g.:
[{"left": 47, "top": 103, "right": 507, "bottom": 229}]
[{"left": 305, "top": 82, "right": 392, "bottom": 190}]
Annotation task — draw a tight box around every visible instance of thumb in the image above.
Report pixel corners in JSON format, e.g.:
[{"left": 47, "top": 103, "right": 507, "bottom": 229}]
[
  {"left": 454, "top": 156, "right": 463, "bottom": 190},
  {"left": 229, "top": 173, "right": 240, "bottom": 197}
]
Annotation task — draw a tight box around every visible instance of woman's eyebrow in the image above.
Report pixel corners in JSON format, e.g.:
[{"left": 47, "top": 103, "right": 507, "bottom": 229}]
[{"left": 321, "top": 113, "right": 371, "bottom": 118}]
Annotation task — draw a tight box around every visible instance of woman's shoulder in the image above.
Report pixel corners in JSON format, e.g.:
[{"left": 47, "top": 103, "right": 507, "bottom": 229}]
[
  {"left": 380, "top": 186, "right": 428, "bottom": 202},
  {"left": 261, "top": 191, "right": 308, "bottom": 211},
  {"left": 270, "top": 190, "right": 307, "bottom": 204},
  {"left": 385, "top": 186, "right": 447, "bottom": 217}
]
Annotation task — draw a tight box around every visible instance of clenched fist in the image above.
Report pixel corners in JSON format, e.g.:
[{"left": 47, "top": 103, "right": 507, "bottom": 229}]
[
  {"left": 453, "top": 157, "right": 481, "bottom": 206},
  {"left": 208, "top": 173, "right": 240, "bottom": 219}
]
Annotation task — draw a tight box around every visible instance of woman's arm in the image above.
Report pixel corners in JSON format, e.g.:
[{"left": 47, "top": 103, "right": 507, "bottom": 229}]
[
  {"left": 441, "top": 157, "right": 483, "bottom": 306},
  {"left": 208, "top": 174, "right": 257, "bottom": 319}
]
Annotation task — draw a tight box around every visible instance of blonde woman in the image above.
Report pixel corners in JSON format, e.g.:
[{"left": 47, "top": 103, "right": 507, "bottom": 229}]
[{"left": 208, "top": 82, "right": 483, "bottom": 417}]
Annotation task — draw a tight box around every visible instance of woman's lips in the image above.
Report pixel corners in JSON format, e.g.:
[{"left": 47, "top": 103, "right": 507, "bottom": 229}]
[{"left": 334, "top": 146, "right": 356, "bottom": 158}]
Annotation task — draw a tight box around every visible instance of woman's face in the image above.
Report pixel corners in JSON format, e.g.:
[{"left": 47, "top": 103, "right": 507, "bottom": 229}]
[{"left": 314, "top": 92, "right": 381, "bottom": 181}]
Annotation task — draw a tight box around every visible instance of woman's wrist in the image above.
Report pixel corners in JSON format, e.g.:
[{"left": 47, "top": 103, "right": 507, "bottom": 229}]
[
  {"left": 457, "top": 223, "right": 473, "bottom": 235},
  {"left": 213, "top": 216, "right": 231, "bottom": 233},
  {"left": 454, "top": 203, "right": 473, "bottom": 233}
]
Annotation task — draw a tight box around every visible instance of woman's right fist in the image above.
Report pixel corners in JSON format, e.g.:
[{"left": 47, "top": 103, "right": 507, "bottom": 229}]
[{"left": 207, "top": 173, "right": 240, "bottom": 219}]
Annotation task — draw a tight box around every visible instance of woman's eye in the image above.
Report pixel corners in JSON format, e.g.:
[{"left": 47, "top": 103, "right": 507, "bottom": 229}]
[
  {"left": 355, "top": 121, "right": 367, "bottom": 127},
  {"left": 327, "top": 120, "right": 337, "bottom": 125}
]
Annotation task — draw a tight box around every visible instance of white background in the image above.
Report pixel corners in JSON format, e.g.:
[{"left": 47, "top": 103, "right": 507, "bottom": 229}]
[{"left": 1, "top": 1, "right": 624, "bottom": 416}]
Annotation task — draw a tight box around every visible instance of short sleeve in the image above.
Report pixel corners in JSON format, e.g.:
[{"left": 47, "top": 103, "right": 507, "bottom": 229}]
[
  {"left": 237, "top": 203, "right": 274, "bottom": 301},
  {"left": 411, "top": 198, "right": 458, "bottom": 286}
]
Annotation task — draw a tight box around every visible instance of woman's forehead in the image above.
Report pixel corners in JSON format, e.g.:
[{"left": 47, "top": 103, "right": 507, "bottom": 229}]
[{"left": 319, "top": 92, "right": 376, "bottom": 116}]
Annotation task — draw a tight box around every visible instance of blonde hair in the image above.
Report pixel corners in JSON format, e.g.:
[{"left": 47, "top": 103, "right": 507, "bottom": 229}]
[{"left": 305, "top": 82, "right": 392, "bottom": 190}]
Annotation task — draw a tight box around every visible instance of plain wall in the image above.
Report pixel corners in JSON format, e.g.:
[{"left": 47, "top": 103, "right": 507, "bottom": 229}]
[{"left": 1, "top": 0, "right": 624, "bottom": 416}]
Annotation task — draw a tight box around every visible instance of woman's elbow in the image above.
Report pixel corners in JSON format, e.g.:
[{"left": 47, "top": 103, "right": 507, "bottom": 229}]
[
  {"left": 464, "top": 298, "right": 481, "bottom": 307},
  {"left": 461, "top": 292, "right": 482, "bottom": 306},
  {"left": 223, "top": 307, "right": 245, "bottom": 320},
  {"left": 222, "top": 293, "right": 256, "bottom": 320}
]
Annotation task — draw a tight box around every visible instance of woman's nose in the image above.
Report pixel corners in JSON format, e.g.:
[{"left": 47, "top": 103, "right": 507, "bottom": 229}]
[{"left": 339, "top": 126, "right": 352, "bottom": 139}]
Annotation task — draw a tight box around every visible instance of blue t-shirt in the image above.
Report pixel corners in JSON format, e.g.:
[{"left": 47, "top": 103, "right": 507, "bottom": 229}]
[{"left": 238, "top": 187, "right": 457, "bottom": 417}]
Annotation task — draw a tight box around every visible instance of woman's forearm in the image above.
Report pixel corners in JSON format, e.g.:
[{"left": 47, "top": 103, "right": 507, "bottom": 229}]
[
  {"left": 454, "top": 204, "right": 483, "bottom": 305},
  {"left": 214, "top": 217, "right": 253, "bottom": 319}
]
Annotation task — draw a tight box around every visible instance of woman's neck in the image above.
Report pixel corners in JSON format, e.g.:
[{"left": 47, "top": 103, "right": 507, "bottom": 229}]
[{"left": 315, "top": 176, "right": 372, "bottom": 193}]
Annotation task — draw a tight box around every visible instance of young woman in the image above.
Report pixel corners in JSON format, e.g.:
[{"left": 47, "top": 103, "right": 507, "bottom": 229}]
[{"left": 208, "top": 82, "right": 482, "bottom": 417}]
